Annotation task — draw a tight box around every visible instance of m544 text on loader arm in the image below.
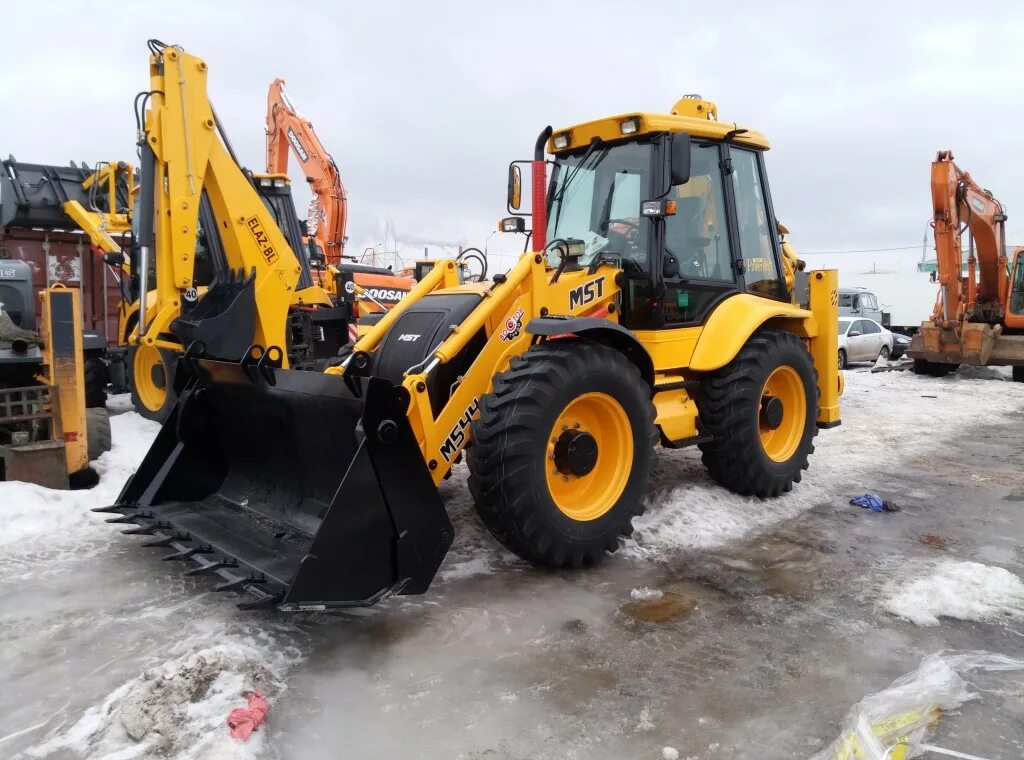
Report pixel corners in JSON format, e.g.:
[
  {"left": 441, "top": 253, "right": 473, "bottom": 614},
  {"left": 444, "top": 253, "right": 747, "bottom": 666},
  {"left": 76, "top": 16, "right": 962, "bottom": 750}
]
[{"left": 96, "top": 50, "right": 842, "bottom": 611}]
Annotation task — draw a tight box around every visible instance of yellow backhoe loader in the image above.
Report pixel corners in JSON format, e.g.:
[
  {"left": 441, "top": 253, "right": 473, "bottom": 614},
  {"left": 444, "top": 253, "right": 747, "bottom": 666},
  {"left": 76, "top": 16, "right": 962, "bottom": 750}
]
[{"left": 97, "top": 46, "right": 841, "bottom": 611}]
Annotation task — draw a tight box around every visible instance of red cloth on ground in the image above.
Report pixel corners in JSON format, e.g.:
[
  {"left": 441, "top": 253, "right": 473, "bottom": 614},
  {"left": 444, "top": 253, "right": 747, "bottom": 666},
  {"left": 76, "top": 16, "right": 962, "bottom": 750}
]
[{"left": 226, "top": 691, "right": 269, "bottom": 740}]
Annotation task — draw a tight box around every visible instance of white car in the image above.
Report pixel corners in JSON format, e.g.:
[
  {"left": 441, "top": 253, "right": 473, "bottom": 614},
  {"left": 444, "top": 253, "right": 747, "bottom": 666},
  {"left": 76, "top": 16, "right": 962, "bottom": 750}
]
[{"left": 838, "top": 317, "right": 893, "bottom": 368}]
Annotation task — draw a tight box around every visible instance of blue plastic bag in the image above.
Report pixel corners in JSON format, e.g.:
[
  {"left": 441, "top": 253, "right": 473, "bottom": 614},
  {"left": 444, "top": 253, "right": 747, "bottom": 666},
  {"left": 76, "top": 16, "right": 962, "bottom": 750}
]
[{"left": 850, "top": 493, "right": 885, "bottom": 512}]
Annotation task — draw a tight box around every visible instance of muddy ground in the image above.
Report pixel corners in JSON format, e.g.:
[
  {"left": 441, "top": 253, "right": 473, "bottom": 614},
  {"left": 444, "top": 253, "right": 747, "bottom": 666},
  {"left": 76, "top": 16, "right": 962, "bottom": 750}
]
[{"left": 3, "top": 366, "right": 1023, "bottom": 759}]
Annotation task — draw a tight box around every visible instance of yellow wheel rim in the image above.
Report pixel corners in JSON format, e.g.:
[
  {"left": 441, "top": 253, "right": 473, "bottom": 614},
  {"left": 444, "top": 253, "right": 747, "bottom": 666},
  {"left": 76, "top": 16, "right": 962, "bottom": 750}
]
[
  {"left": 546, "top": 392, "right": 633, "bottom": 522},
  {"left": 759, "top": 366, "right": 806, "bottom": 463},
  {"left": 133, "top": 345, "right": 168, "bottom": 413}
]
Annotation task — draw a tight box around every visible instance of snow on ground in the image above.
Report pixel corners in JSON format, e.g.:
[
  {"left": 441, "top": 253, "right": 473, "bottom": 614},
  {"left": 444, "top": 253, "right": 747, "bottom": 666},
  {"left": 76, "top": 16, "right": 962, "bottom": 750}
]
[
  {"left": 883, "top": 559, "right": 1024, "bottom": 626},
  {"left": 622, "top": 365, "right": 1024, "bottom": 560},
  {"left": 0, "top": 412, "right": 160, "bottom": 574},
  {"left": 25, "top": 622, "right": 300, "bottom": 760}
]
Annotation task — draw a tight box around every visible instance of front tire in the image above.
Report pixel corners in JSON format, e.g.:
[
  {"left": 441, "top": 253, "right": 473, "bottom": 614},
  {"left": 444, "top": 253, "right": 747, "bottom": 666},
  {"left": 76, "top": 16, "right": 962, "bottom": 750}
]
[
  {"left": 698, "top": 330, "right": 818, "bottom": 498},
  {"left": 467, "top": 341, "right": 656, "bottom": 568},
  {"left": 128, "top": 344, "right": 178, "bottom": 422},
  {"left": 879, "top": 345, "right": 891, "bottom": 361}
]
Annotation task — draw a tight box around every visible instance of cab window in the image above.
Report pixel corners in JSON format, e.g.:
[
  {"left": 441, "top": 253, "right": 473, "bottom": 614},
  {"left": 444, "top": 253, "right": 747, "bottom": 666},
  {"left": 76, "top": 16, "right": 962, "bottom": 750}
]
[
  {"left": 1011, "top": 254, "right": 1024, "bottom": 315},
  {"left": 663, "top": 143, "right": 732, "bottom": 282},
  {"left": 729, "top": 148, "right": 784, "bottom": 299}
]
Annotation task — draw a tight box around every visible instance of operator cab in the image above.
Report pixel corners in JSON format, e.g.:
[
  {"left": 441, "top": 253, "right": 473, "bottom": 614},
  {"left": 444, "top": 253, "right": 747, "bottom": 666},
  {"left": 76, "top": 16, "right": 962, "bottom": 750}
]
[{"left": 506, "top": 97, "right": 790, "bottom": 331}]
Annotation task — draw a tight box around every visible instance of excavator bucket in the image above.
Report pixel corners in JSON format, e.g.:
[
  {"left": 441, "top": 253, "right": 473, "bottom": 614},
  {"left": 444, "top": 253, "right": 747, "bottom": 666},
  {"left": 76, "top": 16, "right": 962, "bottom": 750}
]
[{"left": 96, "top": 349, "right": 453, "bottom": 610}]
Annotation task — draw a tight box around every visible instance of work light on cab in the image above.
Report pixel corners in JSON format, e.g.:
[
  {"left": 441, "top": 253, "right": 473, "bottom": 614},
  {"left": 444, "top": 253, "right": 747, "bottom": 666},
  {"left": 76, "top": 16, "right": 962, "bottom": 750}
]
[
  {"left": 640, "top": 199, "right": 677, "bottom": 218},
  {"left": 500, "top": 217, "right": 525, "bottom": 233},
  {"left": 620, "top": 117, "right": 639, "bottom": 135}
]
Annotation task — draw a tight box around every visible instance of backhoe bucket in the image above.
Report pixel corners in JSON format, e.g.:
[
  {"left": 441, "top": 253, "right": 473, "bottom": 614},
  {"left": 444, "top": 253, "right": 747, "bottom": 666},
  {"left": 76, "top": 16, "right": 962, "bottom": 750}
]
[{"left": 97, "top": 353, "right": 453, "bottom": 610}]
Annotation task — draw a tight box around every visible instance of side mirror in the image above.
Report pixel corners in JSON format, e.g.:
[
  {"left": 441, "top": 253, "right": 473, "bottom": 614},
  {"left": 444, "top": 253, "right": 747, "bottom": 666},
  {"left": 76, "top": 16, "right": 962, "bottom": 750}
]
[
  {"left": 670, "top": 132, "right": 691, "bottom": 186},
  {"left": 663, "top": 254, "right": 680, "bottom": 279},
  {"left": 848, "top": 330, "right": 862, "bottom": 337},
  {"left": 507, "top": 165, "right": 522, "bottom": 211},
  {"left": 307, "top": 242, "right": 326, "bottom": 269}
]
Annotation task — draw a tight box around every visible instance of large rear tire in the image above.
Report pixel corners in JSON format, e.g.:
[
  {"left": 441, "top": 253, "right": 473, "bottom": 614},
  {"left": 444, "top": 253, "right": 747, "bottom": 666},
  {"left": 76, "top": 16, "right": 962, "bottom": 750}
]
[
  {"left": 467, "top": 341, "right": 656, "bottom": 568},
  {"left": 128, "top": 344, "right": 178, "bottom": 422},
  {"left": 84, "top": 354, "right": 108, "bottom": 409},
  {"left": 86, "top": 407, "right": 112, "bottom": 462},
  {"left": 698, "top": 329, "right": 818, "bottom": 498},
  {"left": 912, "top": 358, "right": 958, "bottom": 377}
]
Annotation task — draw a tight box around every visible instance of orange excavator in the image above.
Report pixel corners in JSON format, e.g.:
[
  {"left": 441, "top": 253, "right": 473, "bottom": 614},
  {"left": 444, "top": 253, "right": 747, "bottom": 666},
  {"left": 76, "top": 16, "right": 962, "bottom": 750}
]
[
  {"left": 266, "top": 78, "right": 348, "bottom": 266},
  {"left": 909, "top": 150, "right": 1024, "bottom": 380},
  {"left": 266, "top": 78, "right": 415, "bottom": 335}
]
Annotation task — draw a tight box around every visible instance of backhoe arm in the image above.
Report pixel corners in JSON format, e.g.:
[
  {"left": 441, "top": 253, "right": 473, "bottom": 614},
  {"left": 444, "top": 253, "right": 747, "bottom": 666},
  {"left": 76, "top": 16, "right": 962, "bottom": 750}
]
[
  {"left": 266, "top": 78, "right": 348, "bottom": 265},
  {"left": 930, "top": 151, "right": 1008, "bottom": 326},
  {"left": 137, "top": 43, "right": 302, "bottom": 358}
]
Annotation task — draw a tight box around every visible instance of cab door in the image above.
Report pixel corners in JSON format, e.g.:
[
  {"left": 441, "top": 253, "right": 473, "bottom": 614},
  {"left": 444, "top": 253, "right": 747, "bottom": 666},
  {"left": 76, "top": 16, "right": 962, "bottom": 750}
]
[
  {"left": 724, "top": 146, "right": 788, "bottom": 302},
  {"left": 658, "top": 140, "right": 739, "bottom": 326}
]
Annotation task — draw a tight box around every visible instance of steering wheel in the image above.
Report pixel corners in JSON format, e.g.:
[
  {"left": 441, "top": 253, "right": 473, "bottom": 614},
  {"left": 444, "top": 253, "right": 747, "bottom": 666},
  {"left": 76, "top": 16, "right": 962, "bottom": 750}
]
[{"left": 603, "top": 218, "right": 640, "bottom": 240}]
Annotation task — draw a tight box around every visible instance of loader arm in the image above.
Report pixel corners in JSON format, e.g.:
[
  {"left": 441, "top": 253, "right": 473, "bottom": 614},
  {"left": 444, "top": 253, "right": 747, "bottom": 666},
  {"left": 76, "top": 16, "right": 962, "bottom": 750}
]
[{"left": 266, "top": 78, "right": 348, "bottom": 265}]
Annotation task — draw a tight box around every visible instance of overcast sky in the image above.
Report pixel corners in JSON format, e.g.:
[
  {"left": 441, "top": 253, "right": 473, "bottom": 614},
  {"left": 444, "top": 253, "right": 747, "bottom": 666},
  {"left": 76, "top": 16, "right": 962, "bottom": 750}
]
[{"left": 3, "top": 1, "right": 1023, "bottom": 273}]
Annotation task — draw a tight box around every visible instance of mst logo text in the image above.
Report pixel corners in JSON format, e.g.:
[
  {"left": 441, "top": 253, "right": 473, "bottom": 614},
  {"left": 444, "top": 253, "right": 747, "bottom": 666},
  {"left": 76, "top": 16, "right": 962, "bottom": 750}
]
[
  {"left": 568, "top": 276, "right": 605, "bottom": 310},
  {"left": 245, "top": 217, "right": 279, "bottom": 264}
]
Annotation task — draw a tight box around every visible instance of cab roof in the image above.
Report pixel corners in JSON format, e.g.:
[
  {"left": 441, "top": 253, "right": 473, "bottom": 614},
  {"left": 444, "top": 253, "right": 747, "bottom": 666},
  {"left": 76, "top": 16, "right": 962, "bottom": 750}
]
[{"left": 548, "top": 96, "right": 770, "bottom": 154}]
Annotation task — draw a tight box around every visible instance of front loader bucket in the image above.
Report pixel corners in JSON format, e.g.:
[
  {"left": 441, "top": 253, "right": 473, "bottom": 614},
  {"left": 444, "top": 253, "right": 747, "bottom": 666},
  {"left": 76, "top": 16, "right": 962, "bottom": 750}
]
[{"left": 97, "top": 352, "right": 453, "bottom": 610}]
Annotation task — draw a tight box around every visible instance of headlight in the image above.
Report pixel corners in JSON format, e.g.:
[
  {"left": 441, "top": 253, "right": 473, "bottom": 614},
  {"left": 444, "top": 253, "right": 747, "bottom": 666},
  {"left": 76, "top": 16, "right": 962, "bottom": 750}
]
[
  {"left": 553, "top": 133, "right": 570, "bottom": 150},
  {"left": 620, "top": 118, "right": 639, "bottom": 135}
]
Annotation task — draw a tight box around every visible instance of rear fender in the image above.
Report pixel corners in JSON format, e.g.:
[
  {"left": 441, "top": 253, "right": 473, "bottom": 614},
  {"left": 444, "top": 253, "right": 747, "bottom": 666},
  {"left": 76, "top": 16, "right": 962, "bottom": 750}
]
[{"left": 688, "top": 294, "right": 813, "bottom": 372}]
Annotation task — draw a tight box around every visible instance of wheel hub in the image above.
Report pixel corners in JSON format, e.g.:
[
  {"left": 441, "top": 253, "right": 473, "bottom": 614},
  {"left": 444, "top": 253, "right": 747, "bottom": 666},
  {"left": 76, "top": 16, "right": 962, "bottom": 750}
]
[
  {"left": 150, "top": 363, "right": 166, "bottom": 390},
  {"left": 759, "top": 395, "right": 784, "bottom": 430},
  {"left": 553, "top": 429, "right": 598, "bottom": 477}
]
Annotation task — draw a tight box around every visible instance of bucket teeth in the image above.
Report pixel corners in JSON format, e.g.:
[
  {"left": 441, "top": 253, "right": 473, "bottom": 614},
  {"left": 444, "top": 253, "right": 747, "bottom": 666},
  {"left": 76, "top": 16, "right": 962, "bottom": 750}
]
[
  {"left": 184, "top": 558, "right": 238, "bottom": 576},
  {"left": 140, "top": 532, "right": 190, "bottom": 548},
  {"left": 92, "top": 503, "right": 134, "bottom": 514},
  {"left": 105, "top": 510, "right": 152, "bottom": 524},
  {"left": 162, "top": 545, "right": 212, "bottom": 562},
  {"left": 214, "top": 575, "right": 265, "bottom": 593},
  {"left": 237, "top": 591, "right": 282, "bottom": 611},
  {"left": 122, "top": 521, "right": 171, "bottom": 536}
]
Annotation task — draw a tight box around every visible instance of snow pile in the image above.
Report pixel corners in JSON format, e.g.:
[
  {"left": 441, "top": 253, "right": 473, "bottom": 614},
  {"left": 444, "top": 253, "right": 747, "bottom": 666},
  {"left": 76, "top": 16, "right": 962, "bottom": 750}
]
[
  {"left": 623, "top": 367, "right": 1024, "bottom": 560},
  {"left": 0, "top": 412, "right": 159, "bottom": 552},
  {"left": 884, "top": 560, "right": 1024, "bottom": 626},
  {"left": 27, "top": 622, "right": 301, "bottom": 760}
]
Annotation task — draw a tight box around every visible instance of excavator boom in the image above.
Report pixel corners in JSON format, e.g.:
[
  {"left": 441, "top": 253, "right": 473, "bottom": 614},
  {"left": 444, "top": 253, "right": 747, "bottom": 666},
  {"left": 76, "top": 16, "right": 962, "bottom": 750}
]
[{"left": 266, "top": 78, "right": 348, "bottom": 265}]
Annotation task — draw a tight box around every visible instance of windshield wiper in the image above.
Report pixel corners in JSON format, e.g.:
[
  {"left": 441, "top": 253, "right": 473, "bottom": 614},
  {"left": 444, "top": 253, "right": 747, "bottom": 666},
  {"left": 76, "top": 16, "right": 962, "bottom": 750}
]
[
  {"left": 550, "top": 139, "right": 605, "bottom": 232},
  {"left": 552, "top": 138, "right": 604, "bottom": 207}
]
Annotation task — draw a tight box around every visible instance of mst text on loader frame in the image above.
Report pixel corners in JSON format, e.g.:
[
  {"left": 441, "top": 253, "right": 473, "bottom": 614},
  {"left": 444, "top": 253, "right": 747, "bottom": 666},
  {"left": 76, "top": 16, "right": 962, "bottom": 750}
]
[{"left": 98, "top": 49, "right": 841, "bottom": 612}]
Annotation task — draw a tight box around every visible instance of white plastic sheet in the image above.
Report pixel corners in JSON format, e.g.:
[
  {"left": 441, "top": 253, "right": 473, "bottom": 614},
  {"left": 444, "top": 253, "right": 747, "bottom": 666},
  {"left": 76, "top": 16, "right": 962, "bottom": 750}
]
[{"left": 812, "top": 650, "right": 1024, "bottom": 760}]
